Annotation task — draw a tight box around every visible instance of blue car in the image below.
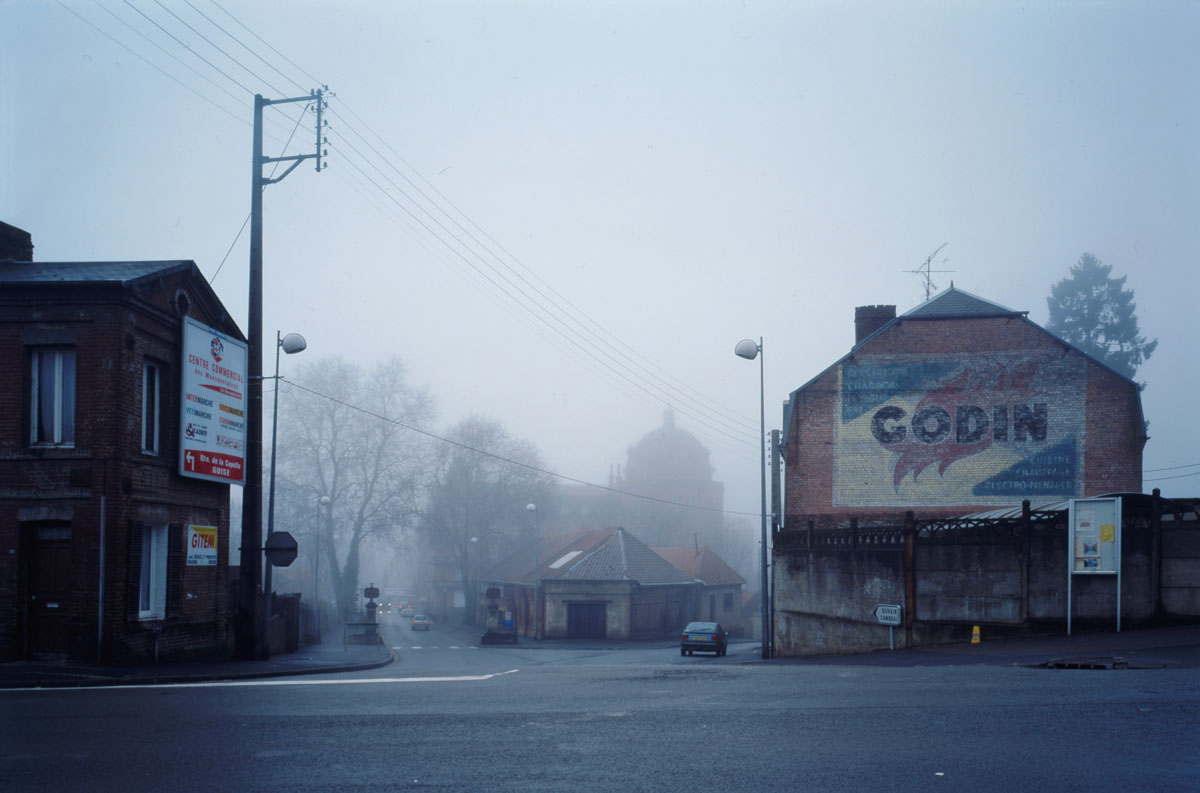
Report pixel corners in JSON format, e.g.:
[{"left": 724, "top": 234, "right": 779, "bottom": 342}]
[{"left": 681, "top": 621, "right": 728, "bottom": 657}]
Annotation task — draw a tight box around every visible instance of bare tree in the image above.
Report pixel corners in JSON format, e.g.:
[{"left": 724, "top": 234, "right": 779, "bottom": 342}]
[
  {"left": 416, "top": 416, "right": 556, "bottom": 604},
  {"left": 277, "top": 356, "right": 435, "bottom": 620}
]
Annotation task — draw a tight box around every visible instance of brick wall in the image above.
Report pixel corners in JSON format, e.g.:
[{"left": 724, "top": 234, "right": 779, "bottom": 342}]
[
  {"left": 0, "top": 272, "right": 234, "bottom": 663},
  {"left": 784, "top": 316, "right": 1143, "bottom": 528}
]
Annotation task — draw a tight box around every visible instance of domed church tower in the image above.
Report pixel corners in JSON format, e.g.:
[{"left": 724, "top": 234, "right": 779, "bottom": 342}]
[{"left": 618, "top": 408, "right": 725, "bottom": 548}]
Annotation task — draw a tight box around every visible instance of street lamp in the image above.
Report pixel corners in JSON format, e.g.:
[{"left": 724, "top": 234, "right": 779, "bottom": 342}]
[
  {"left": 526, "top": 503, "right": 539, "bottom": 640},
  {"left": 263, "top": 331, "right": 306, "bottom": 655},
  {"left": 314, "top": 494, "right": 330, "bottom": 640},
  {"left": 735, "top": 337, "right": 771, "bottom": 659}
]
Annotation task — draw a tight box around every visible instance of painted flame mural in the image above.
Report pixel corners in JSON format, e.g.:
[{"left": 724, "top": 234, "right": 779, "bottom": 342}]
[{"left": 834, "top": 353, "right": 1083, "bottom": 507}]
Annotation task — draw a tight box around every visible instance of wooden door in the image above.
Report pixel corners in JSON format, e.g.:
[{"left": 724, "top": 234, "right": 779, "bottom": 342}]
[{"left": 27, "top": 525, "right": 73, "bottom": 656}]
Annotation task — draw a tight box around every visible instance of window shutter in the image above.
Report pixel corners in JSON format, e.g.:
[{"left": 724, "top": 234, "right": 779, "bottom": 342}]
[
  {"left": 126, "top": 521, "right": 144, "bottom": 621},
  {"left": 166, "top": 522, "right": 184, "bottom": 618}
]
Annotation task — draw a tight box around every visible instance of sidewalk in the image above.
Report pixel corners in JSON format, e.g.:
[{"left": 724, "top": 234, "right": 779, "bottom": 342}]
[
  {"left": 0, "top": 631, "right": 394, "bottom": 689},
  {"left": 775, "top": 622, "right": 1200, "bottom": 669}
]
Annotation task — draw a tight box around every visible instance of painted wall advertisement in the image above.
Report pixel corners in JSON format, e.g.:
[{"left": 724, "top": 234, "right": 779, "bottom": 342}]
[
  {"left": 187, "top": 525, "right": 219, "bottom": 566},
  {"left": 179, "top": 316, "right": 247, "bottom": 485},
  {"left": 834, "top": 352, "right": 1084, "bottom": 506}
]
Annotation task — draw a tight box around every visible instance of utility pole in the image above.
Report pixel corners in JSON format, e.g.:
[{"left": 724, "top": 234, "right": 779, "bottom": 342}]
[{"left": 236, "top": 88, "right": 328, "bottom": 661}]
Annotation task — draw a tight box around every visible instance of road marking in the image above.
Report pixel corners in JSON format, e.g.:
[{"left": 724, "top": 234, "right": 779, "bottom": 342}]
[{"left": 6, "top": 669, "right": 521, "bottom": 692}]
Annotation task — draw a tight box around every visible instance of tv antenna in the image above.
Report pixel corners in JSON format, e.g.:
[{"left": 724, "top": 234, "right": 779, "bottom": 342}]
[{"left": 905, "top": 242, "right": 954, "bottom": 300}]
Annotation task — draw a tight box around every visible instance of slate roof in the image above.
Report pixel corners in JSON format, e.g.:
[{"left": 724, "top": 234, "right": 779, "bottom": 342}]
[
  {"left": 0, "top": 258, "right": 244, "bottom": 341},
  {"left": 483, "top": 528, "right": 614, "bottom": 586},
  {"left": 781, "top": 284, "right": 1142, "bottom": 443},
  {"left": 557, "top": 529, "right": 694, "bottom": 584},
  {"left": 654, "top": 546, "right": 746, "bottom": 587},
  {"left": 901, "top": 285, "right": 1026, "bottom": 320},
  {"left": 0, "top": 259, "right": 196, "bottom": 286},
  {"left": 484, "top": 527, "right": 695, "bottom": 586}
]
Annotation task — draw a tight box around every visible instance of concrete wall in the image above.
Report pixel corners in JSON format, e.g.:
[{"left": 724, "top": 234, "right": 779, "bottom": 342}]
[
  {"left": 1163, "top": 521, "right": 1200, "bottom": 614},
  {"left": 542, "top": 580, "right": 632, "bottom": 639},
  {"left": 775, "top": 535, "right": 908, "bottom": 656},
  {"left": 773, "top": 505, "right": 1199, "bottom": 657}
]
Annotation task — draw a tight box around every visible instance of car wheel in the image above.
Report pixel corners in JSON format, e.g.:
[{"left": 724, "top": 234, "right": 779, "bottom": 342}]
[{"left": 680, "top": 647, "right": 686, "bottom": 656}]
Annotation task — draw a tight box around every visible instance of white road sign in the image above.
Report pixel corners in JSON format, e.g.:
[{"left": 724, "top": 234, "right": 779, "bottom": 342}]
[{"left": 873, "top": 604, "right": 902, "bottom": 626}]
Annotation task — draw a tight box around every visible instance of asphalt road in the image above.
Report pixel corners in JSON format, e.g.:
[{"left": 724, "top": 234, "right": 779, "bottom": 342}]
[{"left": 4, "top": 623, "right": 1198, "bottom": 792}]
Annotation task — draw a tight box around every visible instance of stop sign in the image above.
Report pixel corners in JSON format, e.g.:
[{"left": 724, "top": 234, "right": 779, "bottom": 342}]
[{"left": 264, "top": 531, "right": 298, "bottom": 567}]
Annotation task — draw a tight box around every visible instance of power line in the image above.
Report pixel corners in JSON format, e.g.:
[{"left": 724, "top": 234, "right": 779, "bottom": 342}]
[
  {"left": 285, "top": 378, "right": 758, "bottom": 517},
  {"left": 183, "top": 0, "right": 307, "bottom": 94},
  {"left": 67, "top": 0, "right": 764, "bottom": 460},
  {"left": 208, "top": 0, "right": 323, "bottom": 88},
  {"left": 57, "top": 1, "right": 243, "bottom": 127},
  {"left": 1144, "top": 461, "right": 1200, "bottom": 473},
  {"left": 119, "top": 0, "right": 257, "bottom": 96},
  {"left": 150, "top": 0, "right": 762, "bottom": 452},
  {"left": 1144, "top": 471, "right": 1200, "bottom": 483}
]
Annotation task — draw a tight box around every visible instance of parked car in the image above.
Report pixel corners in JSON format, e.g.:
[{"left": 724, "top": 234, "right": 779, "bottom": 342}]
[
  {"left": 680, "top": 621, "right": 727, "bottom": 656},
  {"left": 399, "top": 605, "right": 416, "bottom": 618},
  {"left": 410, "top": 614, "right": 432, "bottom": 631}
]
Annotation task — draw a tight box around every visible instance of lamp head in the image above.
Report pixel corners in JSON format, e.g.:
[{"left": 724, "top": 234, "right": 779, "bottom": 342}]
[
  {"left": 734, "top": 338, "right": 760, "bottom": 360},
  {"left": 526, "top": 503, "right": 537, "bottom": 513},
  {"left": 280, "top": 333, "right": 307, "bottom": 355}
]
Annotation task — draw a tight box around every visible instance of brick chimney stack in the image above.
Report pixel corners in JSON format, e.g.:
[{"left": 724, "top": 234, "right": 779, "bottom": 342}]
[
  {"left": 0, "top": 221, "right": 34, "bottom": 261},
  {"left": 854, "top": 304, "right": 896, "bottom": 343}
]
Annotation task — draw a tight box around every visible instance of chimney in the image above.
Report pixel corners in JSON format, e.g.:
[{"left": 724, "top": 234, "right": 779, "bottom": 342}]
[
  {"left": 855, "top": 304, "right": 896, "bottom": 343},
  {"left": 0, "top": 221, "right": 34, "bottom": 261}
]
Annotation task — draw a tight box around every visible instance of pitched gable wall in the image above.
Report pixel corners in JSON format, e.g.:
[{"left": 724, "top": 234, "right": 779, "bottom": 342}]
[{"left": 785, "top": 315, "right": 1143, "bottom": 527}]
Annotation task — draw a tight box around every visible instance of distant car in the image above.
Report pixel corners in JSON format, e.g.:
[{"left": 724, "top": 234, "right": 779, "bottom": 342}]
[
  {"left": 410, "top": 614, "right": 432, "bottom": 631},
  {"left": 399, "top": 605, "right": 416, "bottom": 618},
  {"left": 681, "top": 621, "right": 727, "bottom": 656}
]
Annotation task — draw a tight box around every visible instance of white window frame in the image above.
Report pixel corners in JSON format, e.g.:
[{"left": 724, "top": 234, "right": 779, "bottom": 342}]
[
  {"left": 142, "top": 361, "right": 161, "bottom": 455},
  {"left": 30, "top": 347, "right": 76, "bottom": 447},
  {"left": 138, "top": 524, "right": 168, "bottom": 620}
]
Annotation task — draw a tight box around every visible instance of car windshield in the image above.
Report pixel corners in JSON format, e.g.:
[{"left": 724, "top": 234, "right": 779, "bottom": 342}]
[{"left": 685, "top": 623, "right": 717, "bottom": 634}]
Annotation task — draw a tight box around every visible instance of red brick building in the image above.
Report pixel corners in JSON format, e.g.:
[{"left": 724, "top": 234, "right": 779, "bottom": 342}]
[
  {"left": 1, "top": 232, "right": 243, "bottom": 663},
  {"left": 782, "top": 288, "right": 1145, "bottom": 528}
]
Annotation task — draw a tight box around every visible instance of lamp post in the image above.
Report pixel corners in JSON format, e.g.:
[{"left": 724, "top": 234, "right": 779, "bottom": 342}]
[
  {"left": 262, "top": 331, "right": 306, "bottom": 656},
  {"left": 735, "top": 337, "right": 771, "bottom": 659},
  {"left": 314, "top": 494, "right": 330, "bottom": 640},
  {"left": 470, "top": 536, "right": 480, "bottom": 627},
  {"left": 526, "top": 503, "right": 539, "bottom": 640}
]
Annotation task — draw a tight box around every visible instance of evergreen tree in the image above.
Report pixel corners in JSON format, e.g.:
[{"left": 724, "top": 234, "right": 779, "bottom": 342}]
[{"left": 1046, "top": 253, "right": 1158, "bottom": 382}]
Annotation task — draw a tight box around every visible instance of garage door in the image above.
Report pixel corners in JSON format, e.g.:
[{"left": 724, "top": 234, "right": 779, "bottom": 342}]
[{"left": 566, "top": 602, "right": 606, "bottom": 639}]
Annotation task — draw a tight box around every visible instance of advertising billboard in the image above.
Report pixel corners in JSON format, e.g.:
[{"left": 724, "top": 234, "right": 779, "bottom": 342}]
[
  {"left": 179, "top": 316, "right": 247, "bottom": 485},
  {"left": 187, "top": 525, "right": 219, "bottom": 566},
  {"left": 834, "top": 352, "right": 1085, "bottom": 507}
]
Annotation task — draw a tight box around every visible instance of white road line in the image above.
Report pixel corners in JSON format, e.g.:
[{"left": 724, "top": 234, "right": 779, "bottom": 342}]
[{"left": 6, "top": 669, "right": 521, "bottom": 692}]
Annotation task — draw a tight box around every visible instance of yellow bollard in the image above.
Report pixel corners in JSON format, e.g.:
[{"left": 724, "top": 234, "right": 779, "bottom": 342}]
[{"left": 971, "top": 625, "right": 981, "bottom": 644}]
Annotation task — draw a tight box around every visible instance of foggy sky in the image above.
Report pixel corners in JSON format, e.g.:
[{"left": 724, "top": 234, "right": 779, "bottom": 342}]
[{"left": 3, "top": 0, "right": 1197, "bottom": 516}]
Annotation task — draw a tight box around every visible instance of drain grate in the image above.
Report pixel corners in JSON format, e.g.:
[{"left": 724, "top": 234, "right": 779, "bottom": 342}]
[{"left": 1039, "top": 656, "right": 1128, "bottom": 670}]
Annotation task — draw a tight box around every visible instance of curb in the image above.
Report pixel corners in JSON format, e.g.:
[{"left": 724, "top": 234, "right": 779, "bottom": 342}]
[{"left": 1, "top": 643, "right": 396, "bottom": 690}]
